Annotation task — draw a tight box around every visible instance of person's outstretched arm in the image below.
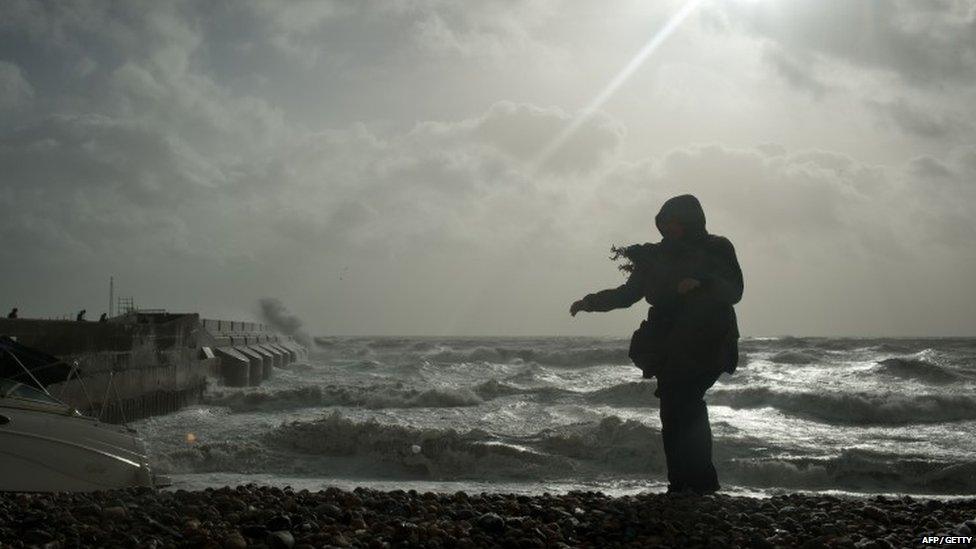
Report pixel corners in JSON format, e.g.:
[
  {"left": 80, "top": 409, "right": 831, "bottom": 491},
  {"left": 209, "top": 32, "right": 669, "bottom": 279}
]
[{"left": 570, "top": 269, "right": 644, "bottom": 316}]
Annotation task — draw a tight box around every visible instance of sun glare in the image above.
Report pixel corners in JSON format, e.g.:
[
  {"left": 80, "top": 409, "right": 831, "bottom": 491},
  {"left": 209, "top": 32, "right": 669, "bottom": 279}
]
[{"left": 532, "top": 0, "right": 704, "bottom": 172}]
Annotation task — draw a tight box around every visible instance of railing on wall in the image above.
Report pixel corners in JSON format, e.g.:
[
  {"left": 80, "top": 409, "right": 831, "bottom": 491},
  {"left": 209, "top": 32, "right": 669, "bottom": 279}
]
[{"left": 201, "top": 319, "right": 273, "bottom": 334}]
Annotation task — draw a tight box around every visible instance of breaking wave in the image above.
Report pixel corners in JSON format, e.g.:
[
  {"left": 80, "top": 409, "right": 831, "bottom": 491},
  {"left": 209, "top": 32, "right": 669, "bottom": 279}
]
[
  {"left": 201, "top": 377, "right": 574, "bottom": 413},
  {"left": 874, "top": 357, "right": 961, "bottom": 383},
  {"left": 767, "top": 350, "right": 820, "bottom": 365},
  {"left": 265, "top": 413, "right": 576, "bottom": 479},
  {"left": 424, "top": 346, "right": 630, "bottom": 367},
  {"left": 160, "top": 414, "right": 667, "bottom": 480},
  {"left": 725, "top": 448, "right": 976, "bottom": 494},
  {"left": 153, "top": 413, "right": 976, "bottom": 494},
  {"left": 585, "top": 381, "right": 658, "bottom": 407},
  {"left": 205, "top": 383, "right": 502, "bottom": 412},
  {"left": 710, "top": 387, "right": 976, "bottom": 425},
  {"left": 205, "top": 386, "right": 328, "bottom": 411}
]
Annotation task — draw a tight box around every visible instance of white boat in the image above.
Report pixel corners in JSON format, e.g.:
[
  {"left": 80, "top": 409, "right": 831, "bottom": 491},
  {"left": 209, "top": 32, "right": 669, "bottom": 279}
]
[{"left": 0, "top": 336, "right": 159, "bottom": 492}]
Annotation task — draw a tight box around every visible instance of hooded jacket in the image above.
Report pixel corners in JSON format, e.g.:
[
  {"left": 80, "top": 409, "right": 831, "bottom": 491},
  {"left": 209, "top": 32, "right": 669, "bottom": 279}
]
[{"left": 582, "top": 194, "right": 742, "bottom": 376}]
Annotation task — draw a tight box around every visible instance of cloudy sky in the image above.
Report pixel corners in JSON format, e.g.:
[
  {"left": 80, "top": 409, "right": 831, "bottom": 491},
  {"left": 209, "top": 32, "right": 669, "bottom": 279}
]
[{"left": 1, "top": 0, "right": 974, "bottom": 337}]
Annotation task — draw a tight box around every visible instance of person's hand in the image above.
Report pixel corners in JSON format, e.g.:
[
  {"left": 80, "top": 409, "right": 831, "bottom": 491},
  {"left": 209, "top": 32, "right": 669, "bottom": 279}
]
[
  {"left": 570, "top": 299, "right": 588, "bottom": 317},
  {"left": 677, "top": 278, "right": 701, "bottom": 295}
]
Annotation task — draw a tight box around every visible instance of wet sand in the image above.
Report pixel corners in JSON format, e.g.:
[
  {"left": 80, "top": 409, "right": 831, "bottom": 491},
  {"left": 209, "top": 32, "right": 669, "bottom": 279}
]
[{"left": 1, "top": 486, "right": 975, "bottom": 548}]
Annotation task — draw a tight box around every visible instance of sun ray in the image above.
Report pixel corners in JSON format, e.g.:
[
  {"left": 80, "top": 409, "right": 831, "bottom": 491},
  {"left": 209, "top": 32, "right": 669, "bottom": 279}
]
[{"left": 532, "top": 0, "right": 704, "bottom": 173}]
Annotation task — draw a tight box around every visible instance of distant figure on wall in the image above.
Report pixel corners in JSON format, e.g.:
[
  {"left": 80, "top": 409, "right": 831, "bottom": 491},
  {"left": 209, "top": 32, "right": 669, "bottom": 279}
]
[
  {"left": 76, "top": 309, "right": 87, "bottom": 321},
  {"left": 569, "top": 194, "right": 743, "bottom": 495},
  {"left": 99, "top": 313, "right": 108, "bottom": 322},
  {"left": 6, "top": 308, "right": 17, "bottom": 319}
]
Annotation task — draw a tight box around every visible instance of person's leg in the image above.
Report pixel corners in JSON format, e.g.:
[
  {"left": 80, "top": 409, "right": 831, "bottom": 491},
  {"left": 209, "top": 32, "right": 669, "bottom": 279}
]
[
  {"left": 658, "top": 373, "right": 701, "bottom": 491},
  {"left": 657, "top": 369, "right": 721, "bottom": 493},
  {"left": 688, "top": 370, "right": 721, "bottom": 492},
  {"left": 688, "top": 395, "right": 719, "bottom": 492},
  {"left": 657, "top": 388, "right": 684, "bottom": 491}
]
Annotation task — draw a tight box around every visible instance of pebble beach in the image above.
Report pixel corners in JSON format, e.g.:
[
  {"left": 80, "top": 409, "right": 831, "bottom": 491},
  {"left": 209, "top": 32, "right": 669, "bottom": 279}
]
[{"left": 2, "top": 486, "right": 975, "bottom": 548}]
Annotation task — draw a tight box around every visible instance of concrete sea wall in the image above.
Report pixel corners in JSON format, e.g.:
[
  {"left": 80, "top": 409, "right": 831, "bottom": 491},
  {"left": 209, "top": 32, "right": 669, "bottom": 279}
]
[
  {"left": 0, "top": 313, "right": 307, "bottom": 423},
  {"left": 197, "top": 318, "right": 308, "bottom": 388}
]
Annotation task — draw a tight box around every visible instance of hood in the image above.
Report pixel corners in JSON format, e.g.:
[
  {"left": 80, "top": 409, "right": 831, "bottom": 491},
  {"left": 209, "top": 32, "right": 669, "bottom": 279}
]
[{"left": 655, "top": 194, "right": 707, "bottom": 241}]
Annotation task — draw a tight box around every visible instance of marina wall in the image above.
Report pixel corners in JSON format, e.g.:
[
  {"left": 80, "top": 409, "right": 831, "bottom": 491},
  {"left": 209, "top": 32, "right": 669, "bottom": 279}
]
[
  {"left": 197, "top": 318, "right": 308, "bottom": 388},
  {"left": 0, "top": 313, "right": 307, "bottom": 423}
]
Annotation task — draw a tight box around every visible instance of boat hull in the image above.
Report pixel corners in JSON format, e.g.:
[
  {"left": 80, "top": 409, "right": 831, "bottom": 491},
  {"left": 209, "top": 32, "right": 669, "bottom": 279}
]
[{"left": 0, "top": 403, "right": 154, "bottom": 492}]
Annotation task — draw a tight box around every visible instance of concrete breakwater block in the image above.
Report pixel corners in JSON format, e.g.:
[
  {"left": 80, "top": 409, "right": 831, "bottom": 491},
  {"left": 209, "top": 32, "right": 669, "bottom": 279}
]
[
  {"left": 215, "top": 347, "right": 251, "bottom": 387},
  {"left": 235, "top": 346, "right": 265, "bottom": 387},
  {"left": 271, "top": 343, "right": 296, "bottom": 364},
  {"left": 258, "top": 344, "right": 284, "bottom": 369},
  {"left": 248, "top": 345, "right": 275, "bottom": 380}
]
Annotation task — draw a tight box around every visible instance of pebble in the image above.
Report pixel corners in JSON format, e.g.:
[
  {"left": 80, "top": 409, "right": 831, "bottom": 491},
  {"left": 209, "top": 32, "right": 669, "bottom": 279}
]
[
  {"left": 477, "top": 511, "right": 506, "bottom": 533},
  {"left": 314, "top": 502, "right": 342, "bottom": 517},
  {"left": 267, "top": 530, "right": 295, "bottom": 549},
  {"left": 861, "top": 504, "right": 889, "bottom": 524},
  {"left": 101, "top": 505, "right": 127, "bottom": 519},
  {"left": 223, "top": 532, "right": 247, "bottom": 549},
  {"left": 266, "top": 514, "right": 292, "bottom": 531},
  {"left": 0, "top": 486, "right": 974, "bottom": 547}
]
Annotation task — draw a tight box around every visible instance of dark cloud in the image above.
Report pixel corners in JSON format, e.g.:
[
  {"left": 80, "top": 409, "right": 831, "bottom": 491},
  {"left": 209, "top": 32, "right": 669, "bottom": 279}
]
[
  {"left": 909, "top": 156, "right": 953, "bottom": 179},
  {"left": 762, "top": 46, "right": 829, "bottom": 98},
  {"left": 718, "top": 1, "right": 976, "bottom": 145},
  {"left": 723, "top": 0, "right": 976, "bottom": 87},
  {"left": 0, "top": 115, "right": 204, "bottom": 257},
  {"left": 0, "top": 61, "right": 33, "bottom": 110},
  {"left": 957, "top": 147, "right": 976, "bottom": 174},
  {"left": 419, "top": 101, "right": 625, "bottom": 175},
  {"left": 869, "top": 99, "right": 965, "bottom": 139}
]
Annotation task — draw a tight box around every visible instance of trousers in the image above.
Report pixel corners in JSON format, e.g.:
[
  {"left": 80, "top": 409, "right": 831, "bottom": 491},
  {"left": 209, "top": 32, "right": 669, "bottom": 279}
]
[{"left": 655, "top": 367, "right": 721, "bottom": 492}]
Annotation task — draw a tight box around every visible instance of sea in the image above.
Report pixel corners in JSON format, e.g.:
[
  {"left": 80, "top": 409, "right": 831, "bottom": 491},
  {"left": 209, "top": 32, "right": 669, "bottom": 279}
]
[{"left": 134, "top": 336, "right": 976, "bottom": 498}]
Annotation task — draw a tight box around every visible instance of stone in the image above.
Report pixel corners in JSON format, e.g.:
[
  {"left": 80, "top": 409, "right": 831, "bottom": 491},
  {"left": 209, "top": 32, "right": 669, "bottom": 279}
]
[
  {"left": 75, "top": 503, "right": 101, "bottom": 517},
  {"left": 800, "top": 535, "right": 831, "bottom": 549},
  {"left": 477, "top": 512, "right": 505, "bottom": 533},
  {"left": 266, "top": 530, "right": 295, "bottom": 549},
  {"left": 102, "top": 506, "right": 127, "bottom": 520},
  {"left": 222, "top": 532, "right": 248, "bottom": 549},
  {"left": 860, "top": 506, "right": 888, "bottom": 524},
  {"left": 753, "top": 513, "right": 775, "bottom": 528},
  {"left": 394, "top": 521, "right": 420, "bottom": 543},
  {"left": 23, "top": 529, "right": 54, "bottom": 544},
  {"left": 314, "top": 503, "right": 343, "bottom": 518},
  {"left": 266, "top": 514, "right": 292, "bottom": 531},
  {"left": 516, "top": 536, "right": 545, "bottom": 549}
]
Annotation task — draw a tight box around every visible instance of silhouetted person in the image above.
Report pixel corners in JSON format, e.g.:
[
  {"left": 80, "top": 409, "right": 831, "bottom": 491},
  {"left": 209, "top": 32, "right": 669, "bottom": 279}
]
[
  {"left": 76, "top": 309, "right": 86, "bottom": 321},
  {"left": 6, "top": 307, "right": 17, "bottom": 319},
  {"left": 99, "top": 313, "right": 108, "bottom": 322},
  {"left": 570, "top": 194, "right": 742, "bottom": 494}
]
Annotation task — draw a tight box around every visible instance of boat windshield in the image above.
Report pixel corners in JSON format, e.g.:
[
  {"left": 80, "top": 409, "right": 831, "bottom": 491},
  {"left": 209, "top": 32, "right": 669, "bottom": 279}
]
[{"left": 0, "top": 378, "right": 64, "bottom": 406}]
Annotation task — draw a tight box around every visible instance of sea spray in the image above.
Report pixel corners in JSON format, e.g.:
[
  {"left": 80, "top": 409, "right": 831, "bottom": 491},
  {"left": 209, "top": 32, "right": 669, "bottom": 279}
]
[{"left": 258, "top": 297, "right": 313, "bottom": 348}]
